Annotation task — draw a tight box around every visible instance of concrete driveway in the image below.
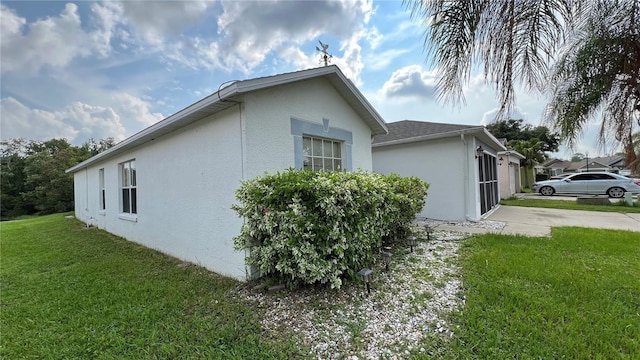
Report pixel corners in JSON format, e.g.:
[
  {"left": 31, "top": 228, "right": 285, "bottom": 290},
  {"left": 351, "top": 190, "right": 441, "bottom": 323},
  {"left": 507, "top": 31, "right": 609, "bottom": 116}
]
[
  {"left": 433, "top": 205, "right": 640, "bottom": 237},
  {"left": 488, "top": 205, "right": 640, "bottom": 236}
]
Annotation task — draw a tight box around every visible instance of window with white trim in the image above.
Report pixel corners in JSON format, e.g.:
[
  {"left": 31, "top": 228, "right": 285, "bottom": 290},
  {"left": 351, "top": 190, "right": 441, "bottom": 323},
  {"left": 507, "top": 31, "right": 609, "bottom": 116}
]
[
  {"left": 303, "top": 135, "right": 342, "bottom": 171},
  {"left": 120, "top": 160, "right": 137, "bottom": 214},
  {"left": 99, "top": 168, "right": 105, "bottom": 211}
]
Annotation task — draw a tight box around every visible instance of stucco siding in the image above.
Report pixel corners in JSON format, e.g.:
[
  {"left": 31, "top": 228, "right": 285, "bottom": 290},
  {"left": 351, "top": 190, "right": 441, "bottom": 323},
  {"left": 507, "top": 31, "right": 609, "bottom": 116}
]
[
  {"left": 242, "top": 77, "right": 373, "bottom": 178},
  {"left": 73, "top": 107, "right": 247, "bottom": 279},
  {"left": 71, "top": 76, "right": 380, "bottom": 281},
  {"left": 373, "top": 138, "right": 467, "bottom": 220}
]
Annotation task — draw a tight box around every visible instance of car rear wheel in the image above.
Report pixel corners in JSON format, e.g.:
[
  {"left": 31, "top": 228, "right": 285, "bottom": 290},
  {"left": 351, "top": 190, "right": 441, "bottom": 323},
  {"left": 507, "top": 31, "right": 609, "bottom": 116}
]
[
  {"left": 607, "top": 187, "right": 625, "bottom": 198},
  {"left": 540, "top": 186, "right": 555, "bottom": 196}
]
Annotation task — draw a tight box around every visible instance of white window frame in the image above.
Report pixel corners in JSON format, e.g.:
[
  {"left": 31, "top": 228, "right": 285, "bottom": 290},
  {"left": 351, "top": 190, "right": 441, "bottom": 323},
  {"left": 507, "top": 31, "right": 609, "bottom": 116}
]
[
  {"left": 119, "top": 160, "right": 137, "bottom": 219},
  {"left": 98, "top": 168, "right": 106, "bottom": 213},
  {"left": 302, "top": 135, "right": 343, "bottom": 171}
]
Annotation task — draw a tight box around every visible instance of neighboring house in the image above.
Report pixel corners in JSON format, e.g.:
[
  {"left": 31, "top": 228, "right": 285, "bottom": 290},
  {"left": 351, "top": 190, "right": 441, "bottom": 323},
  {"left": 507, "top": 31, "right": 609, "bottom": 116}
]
[
  {"left": 542, "top": 158, "right": 572, "bottom": 176},
  {"left": 497, "top": 150, "right": 525, "bottom": 199},
  {"left": 66, "top": 65, "right": 388, "bottom": 280},
  {"left": 542, "top": 155, "right": 627, "bottom": 176},
  {"left": 372, "top": 120, "right": 507, "bottom": 222}
]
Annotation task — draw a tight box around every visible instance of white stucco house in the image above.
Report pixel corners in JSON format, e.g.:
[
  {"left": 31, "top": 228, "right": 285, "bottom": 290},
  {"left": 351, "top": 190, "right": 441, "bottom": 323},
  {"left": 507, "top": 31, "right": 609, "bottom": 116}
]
[
  {"left": 66, "top": 65, "right": 388, "bottom": 280},
  {"left": 372, "top": 120, "right": 507, "bottom": 221}
]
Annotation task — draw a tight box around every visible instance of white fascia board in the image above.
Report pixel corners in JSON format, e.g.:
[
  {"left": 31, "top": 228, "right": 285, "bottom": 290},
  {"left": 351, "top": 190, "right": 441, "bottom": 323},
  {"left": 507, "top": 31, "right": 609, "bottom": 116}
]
[
  {"left": 373, "top": 127, "right": 507, "bottom": 151},
  {"left": 479, "top": 128, "right": 508, "bottom": 151},
  {"left": 498, "top": 150, "right": 526, "bottom": 160},
  {"left": 372, "top": 127, "right": 487, "bottom": 148}
]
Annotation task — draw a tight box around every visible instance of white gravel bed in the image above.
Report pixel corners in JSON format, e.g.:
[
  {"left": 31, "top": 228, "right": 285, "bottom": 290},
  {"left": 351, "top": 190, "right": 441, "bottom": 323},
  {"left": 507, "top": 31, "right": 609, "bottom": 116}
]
[
  {"left": 238, "top": 225, "right": 470, "bottom": 359},
  {"left": 419, "top": 218, "right": 507, "bottom": 231}
]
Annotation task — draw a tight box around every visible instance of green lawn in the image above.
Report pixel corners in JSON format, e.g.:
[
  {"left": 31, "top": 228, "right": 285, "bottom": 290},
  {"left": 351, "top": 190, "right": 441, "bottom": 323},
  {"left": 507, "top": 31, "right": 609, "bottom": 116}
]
[
  {"left": 3, "top": 214, "right": 639, "bottom": 359},
  {"left": 0, "top": 214, "right": 301, "bottom": 359},
  {"left": 434, "top": 227, "right": 640, "bottom": 359},
  {"left": 501, "top": 197, "right": 640, "bottom": 213}
]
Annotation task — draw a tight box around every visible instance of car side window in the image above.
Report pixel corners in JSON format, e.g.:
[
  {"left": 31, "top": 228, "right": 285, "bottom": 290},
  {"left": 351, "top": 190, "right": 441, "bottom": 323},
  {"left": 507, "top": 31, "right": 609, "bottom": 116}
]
[
  {"left": 570, "top": 174, "right": 594, "bottom": 181},
  {"left": 593, "top": 174, "right": 615, "bottom": 180}
]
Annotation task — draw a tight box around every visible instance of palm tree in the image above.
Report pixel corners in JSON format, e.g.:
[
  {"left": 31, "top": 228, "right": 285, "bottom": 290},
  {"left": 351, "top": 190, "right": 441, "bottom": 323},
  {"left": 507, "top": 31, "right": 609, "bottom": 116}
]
[
  {"left": 404, "top": 0, "right": 639, "bottom": 170},
  {"left": 546, "top": 0, "right": 640, "bottom": 172}
]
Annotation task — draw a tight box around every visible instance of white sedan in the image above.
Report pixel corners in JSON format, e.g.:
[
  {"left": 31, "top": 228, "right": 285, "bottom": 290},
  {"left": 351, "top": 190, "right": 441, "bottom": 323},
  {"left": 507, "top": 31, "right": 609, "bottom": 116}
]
[{"left": 532, "top": 172, "right": 640, "bottom": 198}]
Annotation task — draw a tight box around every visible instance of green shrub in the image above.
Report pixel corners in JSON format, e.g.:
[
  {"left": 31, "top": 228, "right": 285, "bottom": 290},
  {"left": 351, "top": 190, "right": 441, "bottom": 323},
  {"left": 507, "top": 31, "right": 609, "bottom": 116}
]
[{"left": 232, "top": 169, "right": 428, "bottom": 288}]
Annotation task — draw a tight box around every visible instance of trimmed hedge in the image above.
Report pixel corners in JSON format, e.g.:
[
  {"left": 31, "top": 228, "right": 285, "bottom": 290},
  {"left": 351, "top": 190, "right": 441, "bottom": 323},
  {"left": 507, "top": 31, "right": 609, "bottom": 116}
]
[{"left": 232, "top": 169, "right": 428, "bottom": 288}]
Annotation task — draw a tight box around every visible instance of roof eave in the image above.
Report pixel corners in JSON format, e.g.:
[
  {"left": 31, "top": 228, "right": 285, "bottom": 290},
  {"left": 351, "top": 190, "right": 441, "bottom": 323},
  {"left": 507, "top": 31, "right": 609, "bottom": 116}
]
[
  {"left": 66, "top": 66, "right": 387, "bottom": 173},
  {"left": 66, "top": 85, "right": 239, "bottom": 173},
  {"left": 498, "top": 150, "right": 526, "bottom": 159},
  {"left": 373, "top": 127, "right": 506, "bottom": 150}
]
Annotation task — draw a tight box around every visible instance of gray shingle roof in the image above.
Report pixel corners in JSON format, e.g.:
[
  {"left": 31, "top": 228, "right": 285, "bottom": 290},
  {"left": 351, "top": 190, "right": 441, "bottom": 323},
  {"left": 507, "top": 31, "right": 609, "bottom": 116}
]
[{"left": 372, "top": 120, "right": 482, "bottom": 145}]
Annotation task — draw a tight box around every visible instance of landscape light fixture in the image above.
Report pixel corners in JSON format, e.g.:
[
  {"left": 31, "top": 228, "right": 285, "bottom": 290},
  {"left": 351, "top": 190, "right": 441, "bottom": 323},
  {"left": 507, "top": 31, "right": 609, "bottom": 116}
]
[
  {"left": 358, "top": 268, "right": 373, "bottom": 294},
  {"left": 381, "top": 252, "right": 392, "bottom": 271},
  {"left": 407, "top": 235, "right": 417, "bottom": 252},
  {"left": 476, "top": 146, "right": 484, "bottom": 159},
  {"left": 424, "top": 225, "right": 432, "bottom": 241}
]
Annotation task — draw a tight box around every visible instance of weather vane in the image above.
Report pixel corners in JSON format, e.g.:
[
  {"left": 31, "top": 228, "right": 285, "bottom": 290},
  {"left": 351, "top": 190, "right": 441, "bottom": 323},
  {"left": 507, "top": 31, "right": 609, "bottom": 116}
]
[{"left": 316, "top": 40, "right": 332, "bottom": 66}]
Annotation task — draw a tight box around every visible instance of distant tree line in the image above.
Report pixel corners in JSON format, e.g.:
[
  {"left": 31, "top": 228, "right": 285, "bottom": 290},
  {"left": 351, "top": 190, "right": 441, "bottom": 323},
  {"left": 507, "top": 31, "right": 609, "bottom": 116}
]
[
  {"left": 485, "top": 119, "right": 560, "bottom": 188},
  {"left": 1, "top": 138, "right": 115, "bottom": 220}
]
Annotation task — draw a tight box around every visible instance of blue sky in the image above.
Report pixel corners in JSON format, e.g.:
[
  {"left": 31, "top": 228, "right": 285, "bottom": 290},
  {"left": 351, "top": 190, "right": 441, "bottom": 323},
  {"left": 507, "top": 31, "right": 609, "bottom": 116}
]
[{"left": 0, "top": 1, "right": 616, "bottom": 158}]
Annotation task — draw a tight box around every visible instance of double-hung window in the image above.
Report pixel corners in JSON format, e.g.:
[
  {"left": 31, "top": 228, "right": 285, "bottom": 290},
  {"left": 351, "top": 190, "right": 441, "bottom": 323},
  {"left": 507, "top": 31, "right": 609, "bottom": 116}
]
[
  {"left": 99, "top": 168, "right": 105, "bottom": 211},
  {"left": 121, "top": 160, "right": 137, "bottom": 214},
  {"left": 303, "top": 136, "right": 342, "bottom": 171}
]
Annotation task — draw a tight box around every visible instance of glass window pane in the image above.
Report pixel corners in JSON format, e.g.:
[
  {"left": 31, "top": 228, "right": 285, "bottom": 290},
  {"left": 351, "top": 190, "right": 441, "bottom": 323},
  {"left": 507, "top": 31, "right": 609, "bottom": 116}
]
[
  {"left": 313, "top": 159, "right": 324, "bottom": 171},
  {"left": 303, "top": 156, "right": 311, "bottom": 169},
  {"left": 312, "top": 138, "right": 322, "bottom": 156},
  {"left": 323, "top": 140, "right": 332, "bottom": 157},
  {"left": 130, "top": 161, "right": 136, "bottom": 186},
  {"left": 323, "top": 158, "right": 332, "bottom": 170},
  {"left": 131, "top": 188, "right": 137, "bottom": 214},
  {"left": 333, "top": 142, "right": 341, "bottom": 158},
  {"left": 122, "top": 189, "right": 130, "bottom": 213},
  {"left": 334, "top": 159, "right": 342, "bottom": 171},
  {"left": 122, "top": 164, "right": 129, "bottom": 186},
  {"left": 303, "top": 137, "right": 311, "bottom": 157}
]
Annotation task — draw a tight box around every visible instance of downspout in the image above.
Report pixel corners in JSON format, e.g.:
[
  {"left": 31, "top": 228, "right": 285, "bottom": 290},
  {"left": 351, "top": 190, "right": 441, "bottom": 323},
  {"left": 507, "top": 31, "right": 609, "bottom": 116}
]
[
  {"left": 460, "top": 134, "right": 471, "bottom": 221},
  {"left": 236, "top": 101, "right": 255, "bottom": 280},
  {"left": 238, "top": 102, "right": 246, "bottom": 181}
]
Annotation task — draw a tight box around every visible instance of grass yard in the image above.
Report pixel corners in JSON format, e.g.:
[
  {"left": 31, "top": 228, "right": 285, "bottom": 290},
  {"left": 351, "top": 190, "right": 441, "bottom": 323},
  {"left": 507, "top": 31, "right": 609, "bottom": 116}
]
[
  {"left": 3, "top": 214, "right": 639, "bottom": 359},
  {"left": 434, "top": 227, "right": 640, "bottom": 359},
  {"left": 0, "top": 214, "right": 301, "bottom": 359},
  {"left": 501, "top": 197, "right": 640, "bottom": 213}
]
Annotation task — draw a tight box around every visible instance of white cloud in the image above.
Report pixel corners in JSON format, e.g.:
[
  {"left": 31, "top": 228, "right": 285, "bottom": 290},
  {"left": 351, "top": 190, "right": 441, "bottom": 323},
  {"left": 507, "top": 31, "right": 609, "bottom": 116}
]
[
  {"left": 89, "top": 1, "right": 124, "bottom": 57},
  {"left": 480, "top": 107, "right": 529, "bottom": 125},
  {"left": 111, "top": 93, "right": 164, "bottom": 127},
  {"left": 332, "top": 30, "right": 369, "bottom": 85},
  {"left": 0, "top": 97, "right": 127, "bottom": 144},
  {"left": 0, "top": 3, "right": 111, "bottom": 75},
  {"left": 367, "top": 48, "right": 412, "bottom": 71},
  {"left": 119, "top": 1, "right": 211, "bottom": 47},
  {"left": 380, "top": 65, "right": 438, "bottom": 101},
  {"left": 174, "top": 0, "right": 374, "bottom": 75},
  {"left": 0, "top": 92, "right": 163, "bottom": 144}
]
